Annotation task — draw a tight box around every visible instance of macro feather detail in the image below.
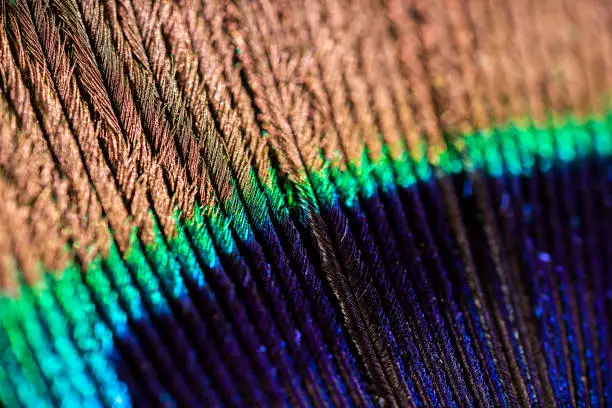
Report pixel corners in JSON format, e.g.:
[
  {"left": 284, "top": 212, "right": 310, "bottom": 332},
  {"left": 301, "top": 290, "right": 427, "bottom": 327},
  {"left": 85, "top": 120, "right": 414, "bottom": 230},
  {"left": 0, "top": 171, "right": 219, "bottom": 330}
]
[{"left": 1, "top": 0, "right": 612, "bottom": 407}]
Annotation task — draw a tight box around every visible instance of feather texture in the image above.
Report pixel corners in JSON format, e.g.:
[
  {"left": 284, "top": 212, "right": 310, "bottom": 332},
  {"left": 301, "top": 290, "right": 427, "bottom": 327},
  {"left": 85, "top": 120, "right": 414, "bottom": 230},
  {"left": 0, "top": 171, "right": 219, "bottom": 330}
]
[{"left": 1, "top": 0, "right": 612, "bottom": 407}]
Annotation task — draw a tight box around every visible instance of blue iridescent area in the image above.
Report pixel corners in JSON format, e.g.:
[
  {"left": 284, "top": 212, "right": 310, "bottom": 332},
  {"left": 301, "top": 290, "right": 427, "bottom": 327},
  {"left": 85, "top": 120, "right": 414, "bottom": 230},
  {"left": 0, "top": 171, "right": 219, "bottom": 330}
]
[{"left": 2, "top": 115, "right": 612, "bottom": 406}]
